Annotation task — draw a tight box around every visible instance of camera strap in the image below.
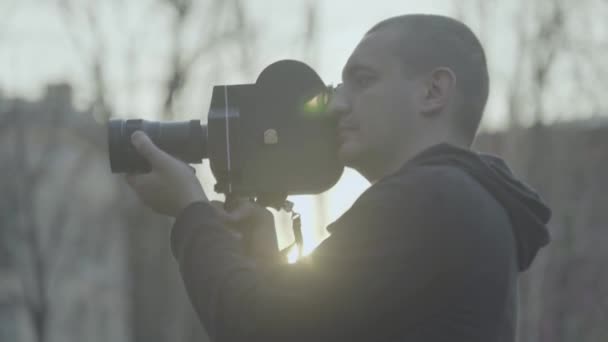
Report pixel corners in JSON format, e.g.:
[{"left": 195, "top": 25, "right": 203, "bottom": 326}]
[
  {"left": 282, "top": 200, "right": 304, "bottom": 259},
  {"left": 223, "top": 85, "right": 233, "bottom": 193},
  {"left": 291, "top": 212, "right": 303, "bottom": 258}
]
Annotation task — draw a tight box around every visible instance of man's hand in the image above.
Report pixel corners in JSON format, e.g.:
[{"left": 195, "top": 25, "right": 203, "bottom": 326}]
[
  {"left": 211, "top": 198, "right": 281, "bottom": 263},
  {"left": 126, "top": 131, "right": 208, "bottom": 217}
]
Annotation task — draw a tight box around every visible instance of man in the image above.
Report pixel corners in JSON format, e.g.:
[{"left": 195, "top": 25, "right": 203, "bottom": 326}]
[{"left": 126, "top": 14, "right": 551, "bottom": 341}]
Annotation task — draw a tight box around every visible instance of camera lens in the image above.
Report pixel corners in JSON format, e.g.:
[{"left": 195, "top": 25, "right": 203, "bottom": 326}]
[{"left": 108, "top": 119, "right": 207, "bottom": 173}]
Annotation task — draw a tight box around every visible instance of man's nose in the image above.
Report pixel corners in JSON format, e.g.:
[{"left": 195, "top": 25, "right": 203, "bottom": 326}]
[{"left": 327, "top": 84, "right": 350, "bottom": 118}]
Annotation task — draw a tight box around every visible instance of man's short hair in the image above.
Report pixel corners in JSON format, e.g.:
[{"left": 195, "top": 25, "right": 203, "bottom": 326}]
[{"left": 367, "top": 14, "right": 489, "bottom": 142}]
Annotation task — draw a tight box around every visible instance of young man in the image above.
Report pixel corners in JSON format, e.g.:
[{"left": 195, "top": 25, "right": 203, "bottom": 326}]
[{"left": 126, "top": 14, "right": 551, "bottom": 342}]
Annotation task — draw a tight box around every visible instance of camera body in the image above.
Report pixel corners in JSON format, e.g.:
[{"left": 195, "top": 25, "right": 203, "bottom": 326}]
[{"left": 109, "top": 60, "right": 343, "bottom": 207}]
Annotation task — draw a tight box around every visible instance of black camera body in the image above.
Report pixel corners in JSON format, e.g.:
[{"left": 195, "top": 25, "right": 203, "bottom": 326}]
[{"left": 108, "top": 60, "right": 343, "bottom": 208}]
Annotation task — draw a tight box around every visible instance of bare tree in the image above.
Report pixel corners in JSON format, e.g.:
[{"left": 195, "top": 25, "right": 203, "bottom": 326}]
[
  {"left": 56, "top": 0, "right": 116, "bottom": 120},
  {"left": 51, "top": 2, "right": 260, "bottom": 341},
  {"left": 159, "top": 0, "right": 256, "bottom": 119},
  {"left": 455, "top": 0, "right": 608, "bottom": 129},
  {"left": 2, "top": 1, "right": 330, "bottom": 341}
]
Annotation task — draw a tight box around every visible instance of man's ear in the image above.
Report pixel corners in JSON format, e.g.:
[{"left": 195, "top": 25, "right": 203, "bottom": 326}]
[{"left": 420, "top": 67, "right": 457, "bottom": 117}]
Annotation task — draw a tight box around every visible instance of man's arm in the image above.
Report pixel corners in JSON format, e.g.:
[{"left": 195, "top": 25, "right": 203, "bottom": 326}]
[
  {"left": 172, "top": 174, "right": 463, "bottom": 341},
  {"left": 125, "top": 132, "right": 509, "bottom": 341},
  {"left": 208, "top": 199, "right": 285, "bottom": 267}
]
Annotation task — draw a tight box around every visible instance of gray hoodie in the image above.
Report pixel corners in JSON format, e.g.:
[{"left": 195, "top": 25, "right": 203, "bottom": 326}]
[{"left": 171, "top": 143, "right": 551, "bottom": 342}]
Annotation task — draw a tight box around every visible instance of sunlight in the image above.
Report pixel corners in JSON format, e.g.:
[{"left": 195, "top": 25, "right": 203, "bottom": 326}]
[
  {"left": 286, "top": 244, "right": 300, "bottom": 264},
  {"left": 280, "top": 168, "right": 368, "bottom": 263}
]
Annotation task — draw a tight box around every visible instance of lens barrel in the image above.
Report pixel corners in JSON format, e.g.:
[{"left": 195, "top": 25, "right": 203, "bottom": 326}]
[{"left": 108, "top": 119, "right": 207, "bottom": 173}]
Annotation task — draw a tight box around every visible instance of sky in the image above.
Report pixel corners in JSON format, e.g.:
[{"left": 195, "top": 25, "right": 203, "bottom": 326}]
[
  {"left": 0, "top": 0, "right": 528, "bottom": 129},
  {"left": 2, "top": 0, "right": 605, "bottom": 255}
]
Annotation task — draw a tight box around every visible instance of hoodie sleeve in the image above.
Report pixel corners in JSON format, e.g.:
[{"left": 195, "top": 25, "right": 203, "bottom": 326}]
[{"left": 171, "top": 170, "right": 491, "bottom": 341}]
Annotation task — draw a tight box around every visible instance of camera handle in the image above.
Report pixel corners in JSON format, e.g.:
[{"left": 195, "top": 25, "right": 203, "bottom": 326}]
[
  {"left": 224, "top": 194, "right": 304, "bottom": 260},
  {"left": 281, "top": 200, "right": 304, "bottom": 259}
]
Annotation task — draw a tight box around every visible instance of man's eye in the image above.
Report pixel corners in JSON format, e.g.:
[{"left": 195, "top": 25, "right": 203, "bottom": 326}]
[{"left": 354, "top": 74, "right": 374, "bottom": 88}]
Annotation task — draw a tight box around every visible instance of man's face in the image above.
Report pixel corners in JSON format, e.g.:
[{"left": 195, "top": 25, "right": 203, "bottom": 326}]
[{"left": 329, "top": 29, "right": 424, "bottom": 171}]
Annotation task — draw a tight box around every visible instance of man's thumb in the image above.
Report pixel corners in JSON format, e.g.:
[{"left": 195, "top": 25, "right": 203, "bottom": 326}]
[{"left": 131, "top": 131, "right": 171, "bottom": 169}]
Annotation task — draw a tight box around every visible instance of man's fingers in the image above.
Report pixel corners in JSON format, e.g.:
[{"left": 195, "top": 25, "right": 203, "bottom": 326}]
[
  {"left": 210, "top": 199, "right": 258, "bottom": 224},
  {"left": 209, "top": 201, "right": 235, "bottom": 222},
  {"left": 131, "top": 131, "right": 173, "bottom": 170},
  {"left": 229, "top": 201, "right": 258, "bottom": 221},
  {"left": 125, "top": 172, "right": 156, "bottom": 191}
]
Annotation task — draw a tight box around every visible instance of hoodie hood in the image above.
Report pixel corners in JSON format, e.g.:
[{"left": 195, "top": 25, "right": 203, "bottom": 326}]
[{"left": 406, "top": 143, "right": 551, "bottom": 271}]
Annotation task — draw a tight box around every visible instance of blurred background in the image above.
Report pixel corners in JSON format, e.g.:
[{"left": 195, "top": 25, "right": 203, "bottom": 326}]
[{"left": 1, "top": 0, "right": 607, "bottom": 341}]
